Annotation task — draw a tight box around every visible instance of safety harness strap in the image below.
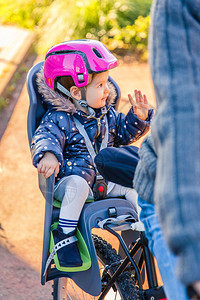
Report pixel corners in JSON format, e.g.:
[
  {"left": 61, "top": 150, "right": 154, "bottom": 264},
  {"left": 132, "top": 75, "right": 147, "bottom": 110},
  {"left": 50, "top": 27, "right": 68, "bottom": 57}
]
[
  {"left": 57, "top": 82, "right": 77, "bottom": 101},
  {"left": 72, "top": 115, "right": 109, "bottom": 170},
  {"left": 73, "top": 115, "right": 109, "bottom": 199},
  {"left": 43, "top": 235, "right": 77, "bottom": 276},
  {"left": 57, "top": 82, "right": 95, "bottom": 116}
]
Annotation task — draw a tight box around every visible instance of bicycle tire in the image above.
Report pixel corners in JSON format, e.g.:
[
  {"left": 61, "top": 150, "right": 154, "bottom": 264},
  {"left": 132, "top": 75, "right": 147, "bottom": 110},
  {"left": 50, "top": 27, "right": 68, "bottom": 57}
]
[{"left": 52, "top": 234, "right": 141, "bottom": 300}]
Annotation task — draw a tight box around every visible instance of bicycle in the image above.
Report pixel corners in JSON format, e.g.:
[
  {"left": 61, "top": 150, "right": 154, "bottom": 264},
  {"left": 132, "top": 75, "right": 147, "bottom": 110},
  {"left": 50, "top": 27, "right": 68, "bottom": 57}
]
[
  {"left": 53, "top": 218, "right": 166, "bottom": 299},
  {"left": 48, "top": 196, "right": 166, "bottom": 300},
  {"left": 27, "top": 61, "right": 166, "bottom": 300}
]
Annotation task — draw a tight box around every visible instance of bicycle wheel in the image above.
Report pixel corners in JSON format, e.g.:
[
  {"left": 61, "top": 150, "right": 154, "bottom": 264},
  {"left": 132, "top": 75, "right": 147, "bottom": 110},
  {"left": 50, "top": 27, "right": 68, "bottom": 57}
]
[{"left": 52, "top": 234, "right": 141, "bottom": 300}]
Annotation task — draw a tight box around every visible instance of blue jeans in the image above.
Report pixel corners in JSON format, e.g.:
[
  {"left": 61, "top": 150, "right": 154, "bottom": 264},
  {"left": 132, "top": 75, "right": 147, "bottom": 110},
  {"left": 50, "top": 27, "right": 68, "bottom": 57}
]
[
  {"left": 134, "top": 0, "right": 200, "bottom": 288},
  {"left": 149, "top": 0, "right": 200, "bottom": 286},
  {"left": 138, "top": 196, "right": 189, "bottom": 300}
]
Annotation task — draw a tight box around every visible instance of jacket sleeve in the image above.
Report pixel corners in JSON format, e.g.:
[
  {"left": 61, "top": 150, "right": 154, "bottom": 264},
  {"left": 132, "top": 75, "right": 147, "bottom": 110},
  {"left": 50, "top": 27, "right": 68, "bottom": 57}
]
[
  {"left": 113, "top": 107, "right": 154, "bottom": 146},
  {"left": 31, "top": 111, "right": 66, "bottom": 168}
]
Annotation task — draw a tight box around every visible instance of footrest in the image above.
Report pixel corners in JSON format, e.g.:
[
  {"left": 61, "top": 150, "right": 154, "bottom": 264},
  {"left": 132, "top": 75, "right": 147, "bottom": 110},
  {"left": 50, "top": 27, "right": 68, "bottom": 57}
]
[
  {"left": 43, "top": 198, "right": 138, "bottom": 296},
  {"left": 49, "top": 222, "right": 91, "bottom": 273}
]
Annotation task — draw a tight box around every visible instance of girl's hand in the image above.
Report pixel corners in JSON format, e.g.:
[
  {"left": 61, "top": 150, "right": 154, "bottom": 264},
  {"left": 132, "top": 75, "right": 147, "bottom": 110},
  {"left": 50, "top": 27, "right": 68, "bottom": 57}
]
[
  {"left": 128, "top": 89, "right": 149, "bottom": 120},
  {"left": 37, "top": 152, "right": 59, "bottom": 178}
]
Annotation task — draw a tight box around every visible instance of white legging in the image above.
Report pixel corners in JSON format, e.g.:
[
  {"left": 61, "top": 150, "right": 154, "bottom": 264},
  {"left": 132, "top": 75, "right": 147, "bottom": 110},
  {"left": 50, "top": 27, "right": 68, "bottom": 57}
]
[{"left": 54, "top": 175, "right": 139, "bottom": 235}]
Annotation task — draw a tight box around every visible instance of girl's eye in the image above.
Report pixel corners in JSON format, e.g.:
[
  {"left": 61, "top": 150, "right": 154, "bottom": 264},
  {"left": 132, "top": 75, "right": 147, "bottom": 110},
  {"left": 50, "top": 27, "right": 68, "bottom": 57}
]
[{"left": 98, "top": 84, "right": 103, "bottom": 88}]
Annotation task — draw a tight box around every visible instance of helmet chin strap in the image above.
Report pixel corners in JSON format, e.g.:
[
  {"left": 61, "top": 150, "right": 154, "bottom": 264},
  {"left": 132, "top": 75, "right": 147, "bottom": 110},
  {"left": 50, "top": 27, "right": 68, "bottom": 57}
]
[
  {"left": 56, "top": 82, "right": 95, "bottom": 117},
  {"left": 80, "top": 87, "right": 96, "bottom": 117}
]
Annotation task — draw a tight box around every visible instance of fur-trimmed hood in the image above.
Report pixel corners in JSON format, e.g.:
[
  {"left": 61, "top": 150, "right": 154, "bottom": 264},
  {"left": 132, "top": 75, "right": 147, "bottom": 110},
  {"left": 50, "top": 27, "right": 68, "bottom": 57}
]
[{"left": 36, "top": 67, "right": 117, "bottom": 114}]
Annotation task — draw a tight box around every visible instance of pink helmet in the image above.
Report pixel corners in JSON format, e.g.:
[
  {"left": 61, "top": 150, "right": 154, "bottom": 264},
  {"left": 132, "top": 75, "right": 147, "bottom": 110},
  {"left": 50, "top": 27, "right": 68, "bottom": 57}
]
[{"left": 44, "top": 39, "right": 118, "bottom": 91}]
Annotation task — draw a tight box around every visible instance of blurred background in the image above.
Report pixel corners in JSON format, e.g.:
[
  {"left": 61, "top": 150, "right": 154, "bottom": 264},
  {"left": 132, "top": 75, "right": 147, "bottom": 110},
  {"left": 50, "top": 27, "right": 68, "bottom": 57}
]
[
  {"left": 0, "top": 0, "right": 153, "bottom": 115},
  {"left": 0, "top": 1, "right": 157, "bottom": 299},
  {"left": 0, "top": 0, "right": 151, "bottom": 57}
]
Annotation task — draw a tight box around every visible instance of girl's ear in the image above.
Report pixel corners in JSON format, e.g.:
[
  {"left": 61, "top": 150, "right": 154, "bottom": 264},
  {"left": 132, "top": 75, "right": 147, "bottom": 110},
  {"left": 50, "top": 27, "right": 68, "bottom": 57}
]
[{"left": 70, "top": 86, "right": 81, "bottom": 100}]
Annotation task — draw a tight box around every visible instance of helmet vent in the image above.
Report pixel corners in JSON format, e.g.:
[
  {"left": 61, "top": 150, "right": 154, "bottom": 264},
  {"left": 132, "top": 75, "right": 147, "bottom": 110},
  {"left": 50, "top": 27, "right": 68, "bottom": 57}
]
[{"left": 92, "top": 48, "right": 103, "bottom": 58}]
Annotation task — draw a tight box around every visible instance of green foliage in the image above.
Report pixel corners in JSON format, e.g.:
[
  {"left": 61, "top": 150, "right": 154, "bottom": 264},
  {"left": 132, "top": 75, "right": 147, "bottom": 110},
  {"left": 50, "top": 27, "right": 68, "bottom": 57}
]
[
  {"left": 37, "top": 0, "right": 151, "bottom": 59},
  {"left": 116, "top": 0, "right": 152, "bottom": 27},
  {"left": 0, "top": 65, "right": 29, "bottom": 112},
  {"left": 102, "top": 15, "right": 150, "bottom": 60},
  {"left": 36, "top": 0, "right": 122, "bottom": 52},
  {"left": 0, "top": 0, "right": 54, "bottom": 29},
  {"left": 0, "top": 97, "right": 9, "bottom": 111},
  {"left": 0, "top": 0, "right": 152, "bottom": 60}
]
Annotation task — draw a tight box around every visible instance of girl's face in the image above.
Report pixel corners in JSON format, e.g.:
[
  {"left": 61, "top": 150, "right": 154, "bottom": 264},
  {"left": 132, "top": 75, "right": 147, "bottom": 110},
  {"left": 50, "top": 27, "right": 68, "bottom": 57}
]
[{"left": 85, "top": 71, "right": 110, "bottom": 109}]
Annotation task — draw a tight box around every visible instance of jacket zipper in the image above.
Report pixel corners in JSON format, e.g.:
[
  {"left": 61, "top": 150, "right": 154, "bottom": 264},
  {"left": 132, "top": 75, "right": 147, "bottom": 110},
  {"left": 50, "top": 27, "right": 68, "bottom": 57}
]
[
  {"left": 95, "top": 116, "right": 103, "bottom": 153},
  {"left": 95, "top": 106, "right": 111, "bottom": 138},
  {"left": 96, "top": 117, "right": 101, "bottom": 138}
]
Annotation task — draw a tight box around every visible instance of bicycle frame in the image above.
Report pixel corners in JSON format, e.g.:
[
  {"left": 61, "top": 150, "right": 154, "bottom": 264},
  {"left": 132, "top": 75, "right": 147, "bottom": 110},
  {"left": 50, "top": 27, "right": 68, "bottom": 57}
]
[{"left": 98, "top": 225, "right": 166, "bottom": 300}]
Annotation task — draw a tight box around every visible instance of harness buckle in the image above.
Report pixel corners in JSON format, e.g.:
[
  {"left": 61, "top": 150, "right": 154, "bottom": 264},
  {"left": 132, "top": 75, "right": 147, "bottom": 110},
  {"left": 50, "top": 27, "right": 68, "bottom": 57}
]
[{"left": 93, "top": 174, "right": 107, "bottom": 200}]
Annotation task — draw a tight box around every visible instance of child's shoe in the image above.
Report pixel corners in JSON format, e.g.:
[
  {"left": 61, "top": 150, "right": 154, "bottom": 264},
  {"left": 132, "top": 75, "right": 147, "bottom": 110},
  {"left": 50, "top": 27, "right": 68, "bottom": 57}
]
[{"left": 52, "top": 226, "right": 82, "bottom": 267}]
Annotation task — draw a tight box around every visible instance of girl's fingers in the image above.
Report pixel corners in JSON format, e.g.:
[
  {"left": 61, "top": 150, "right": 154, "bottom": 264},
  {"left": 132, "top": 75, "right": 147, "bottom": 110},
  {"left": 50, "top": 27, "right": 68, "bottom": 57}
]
[
  {"left": 137, "top": 90, "right": 141, "bottom": 101},
  {"left": 128, "top": 94, "right": 135, "bottom": 107},
  {"left": 135, "top": 89, "right": 148, "bottom": 103},
  {"left": 44, "top": 164, "right": 59, "bottom": 178},
  {"left": 44, "top": 167, "right": 54, "bottom": 178},
  {"left": 37, "top": 164, "right": 41, "bottom": 173},
  {"left": 55, "top": 165, "right": 60, "bottom": 177},
  {"left": 135, "top": 90, "right": 143, "bottom": 103},
  {"left": 134, "top": 90, "right": 139, "bottom": 102},
  {"left": 39, "top": 164, "right": 46, "bottom": 174},
  {"left": 143, "top": 94, "right": 148, "bottom": 104},
  {"left": 139, "top": 90, "right": 143, "bottom": 101}
]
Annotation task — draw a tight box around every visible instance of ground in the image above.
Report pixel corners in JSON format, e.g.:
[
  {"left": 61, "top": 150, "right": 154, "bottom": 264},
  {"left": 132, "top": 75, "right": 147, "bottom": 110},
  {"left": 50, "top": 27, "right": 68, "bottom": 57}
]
[{"left": 0, "top": 55, "right": 156, "bottom": 299}]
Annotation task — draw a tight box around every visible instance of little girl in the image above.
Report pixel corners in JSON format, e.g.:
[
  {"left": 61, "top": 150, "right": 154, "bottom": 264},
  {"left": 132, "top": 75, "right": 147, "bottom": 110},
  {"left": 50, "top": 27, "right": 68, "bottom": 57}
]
[{"left": 31, "top": 39, "right": 153, "bottom": 268}]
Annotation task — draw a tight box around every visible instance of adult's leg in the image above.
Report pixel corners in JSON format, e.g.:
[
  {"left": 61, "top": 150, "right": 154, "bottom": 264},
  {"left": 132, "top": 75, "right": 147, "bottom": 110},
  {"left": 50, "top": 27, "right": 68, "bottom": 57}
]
[
  {"left": 149, "top": 0, "right": 200, "bottom": 288},
  {"left": 138, "top": 196, "right": 189, "bottom": 300}
]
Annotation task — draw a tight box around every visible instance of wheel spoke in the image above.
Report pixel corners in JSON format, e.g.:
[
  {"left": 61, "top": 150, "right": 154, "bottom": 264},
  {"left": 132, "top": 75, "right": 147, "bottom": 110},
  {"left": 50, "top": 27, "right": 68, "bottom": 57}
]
[{"left": 54, "top": 276, "right": 122, "bottom": 300}]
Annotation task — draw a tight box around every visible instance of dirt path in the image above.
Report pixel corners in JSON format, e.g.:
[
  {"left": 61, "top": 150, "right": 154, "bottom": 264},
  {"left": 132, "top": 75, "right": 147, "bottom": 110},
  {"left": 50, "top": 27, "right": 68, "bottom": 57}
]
[{"left": 0, "top": 56, "right": 156, "bottom": 299}]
